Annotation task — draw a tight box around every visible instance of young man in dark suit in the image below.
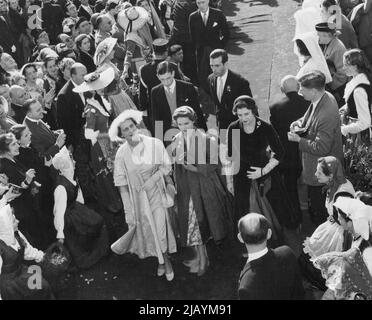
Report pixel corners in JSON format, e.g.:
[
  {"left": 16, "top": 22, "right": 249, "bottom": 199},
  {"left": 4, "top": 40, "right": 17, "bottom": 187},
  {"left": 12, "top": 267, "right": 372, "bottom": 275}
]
[
  {"left": 151, "top": 61, "right": 207, "bottom": 142},
  {"left": 23, "top": 98, "right": 66, "bottom": 163},
  {"left": 208, "top": 49, "right": 252, "bottom": 131},
  {"left": 269, "top": 75, "right": 310, "bottom": 226},
  {"left": 238, "top": 213, "right": 304, "bottom": 300},
  {"left": 139, "top": 39, "right": 181, "bottom": 131},
  {"left": 189, "top": 0, "right": 229, "bottom": 91},
  {"left": 288, "top": 71, "right": 344, "bottom": 226}
]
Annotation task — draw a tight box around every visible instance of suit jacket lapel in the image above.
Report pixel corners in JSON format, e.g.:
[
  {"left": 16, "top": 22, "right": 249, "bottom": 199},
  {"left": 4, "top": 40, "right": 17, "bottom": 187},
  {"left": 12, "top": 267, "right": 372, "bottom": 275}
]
[
  {"left": 220, "top": 70, "right": 231, "bottom": 104},
  {"left": 309, "top": 93, "right": 326, "bottom": 128}
]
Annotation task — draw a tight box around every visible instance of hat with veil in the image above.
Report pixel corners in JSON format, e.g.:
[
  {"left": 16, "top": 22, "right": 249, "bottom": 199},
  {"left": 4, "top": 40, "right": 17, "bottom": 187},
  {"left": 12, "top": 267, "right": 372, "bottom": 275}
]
[
  {"left": 294, "top": 31, "right": 333, "bottom": 83},
  {"left": 333, "top": 197, "right": 372, "bottom": 241}
]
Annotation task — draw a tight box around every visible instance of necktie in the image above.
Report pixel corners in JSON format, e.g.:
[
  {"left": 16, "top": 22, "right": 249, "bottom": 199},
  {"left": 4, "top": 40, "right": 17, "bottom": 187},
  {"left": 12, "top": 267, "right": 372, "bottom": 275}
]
[
  {"left": 203, "top": 13, "right": 207, "bottom": 26},
  {"left": 217, "top": 77, "right": 224, "bottom": 102}
]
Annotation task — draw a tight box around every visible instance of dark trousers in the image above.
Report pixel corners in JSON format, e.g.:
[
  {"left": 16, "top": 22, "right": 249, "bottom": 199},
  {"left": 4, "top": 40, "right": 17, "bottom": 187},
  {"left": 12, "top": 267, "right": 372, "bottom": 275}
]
[
  {"left": 307, "top": 185, "right": 328, "bottom": 226},
  {"left": 280, "top": 168, "right": 302, "bottom": 223}
]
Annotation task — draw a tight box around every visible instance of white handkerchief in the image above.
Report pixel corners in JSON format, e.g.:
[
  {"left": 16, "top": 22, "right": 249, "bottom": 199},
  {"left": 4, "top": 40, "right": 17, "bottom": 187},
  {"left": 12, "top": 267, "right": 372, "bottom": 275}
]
[{"left": 213, "top": 22, "right": 218, "bottom": 27}]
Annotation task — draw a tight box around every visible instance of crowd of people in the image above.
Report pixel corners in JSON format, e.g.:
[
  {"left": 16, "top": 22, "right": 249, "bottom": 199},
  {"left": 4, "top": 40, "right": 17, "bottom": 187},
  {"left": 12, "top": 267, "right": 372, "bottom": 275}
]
[{"left": 0, "top": 0, "right": 371, "bottom": 300}]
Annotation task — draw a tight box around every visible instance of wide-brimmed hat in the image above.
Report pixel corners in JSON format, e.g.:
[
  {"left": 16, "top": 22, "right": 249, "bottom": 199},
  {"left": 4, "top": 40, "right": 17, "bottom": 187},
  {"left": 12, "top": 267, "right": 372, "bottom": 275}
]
[
  {"left": 117, "top": 6, "right": 149, "bottom": 34},
  {"left": 94, "top": 37, "right": 118, "bottom": 66},
  {"left": 73, "top": 67, "right": 115, "bottom": 93}
]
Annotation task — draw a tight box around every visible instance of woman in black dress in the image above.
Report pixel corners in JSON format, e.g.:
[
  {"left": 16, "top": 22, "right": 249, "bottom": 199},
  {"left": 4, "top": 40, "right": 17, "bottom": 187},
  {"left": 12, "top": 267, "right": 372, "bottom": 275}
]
[
  {"left": 51, "top": 147, "right": 109, "bottom": 269},
  {"left": 226, "top": 96, "right": 298, "bottom": 243},
  {"left": 0, "top": 133, "right": 46, "bottom": 249},
  {"left": 75, "top": 34, "right": 96, "bottom": 73}
]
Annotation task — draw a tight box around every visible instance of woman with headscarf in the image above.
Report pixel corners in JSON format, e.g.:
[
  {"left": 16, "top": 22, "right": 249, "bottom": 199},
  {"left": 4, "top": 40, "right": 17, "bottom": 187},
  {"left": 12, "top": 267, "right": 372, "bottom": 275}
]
[
  {"left": 51, "top": 146, "right": 109, "bottom": 269},
  {"left": 109, "top": 109, "right": 177, "bottom": 281},
  {"left": 73, "top": 68, "right": 123, "bottom": 221},
  {"left": 303, "top": 156, "right": 355, "bottom": 259},
  {"left": 117, "top": 5, "right": 154, "bottom": 79},
  {"left": 0, "top": 201, "right": 53, "bottom": 300},
  {"left": 314, "top": 196, "right": 372, "bottom": 300},
  {"left": 294, "top": 32, "right": 333, "bottom": 83},
  {"left": 94, "top": 37, "right": 137, "bottom": 117}
]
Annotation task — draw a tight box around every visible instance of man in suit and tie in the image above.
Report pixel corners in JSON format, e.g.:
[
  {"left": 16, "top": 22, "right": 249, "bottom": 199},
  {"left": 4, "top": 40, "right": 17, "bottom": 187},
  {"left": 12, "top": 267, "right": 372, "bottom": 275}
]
[
  {"left": 56, "top": 63, "right": 87, "bottom": 152},
  {"left": 23, "top": 98, "right": 66, "bottom": 163},
  {"left": 238, "top": 213, "right": 304, "bottom": 300},
  {"left": 139, "top": 39, "right": 181, "bottom": 131},
  {"left": 78, "top": 0, "right": 94, "bottom": 20},
  {"left": 208, "top": 49, "right": 252, "bottom": 132},
  {"left": 189, "top": 0, "right": 229, "bottom": 91},
  {"left": 57, "top": 63, "right": 96, "bottom": 203},
  {"left": 9, "top": 85, "right": 30, "bottom": 124},
  {"left": 288, "top": 71, "right": 344, "bottom": 226},
  {"left": 269, "top": 76, "right": 309, "bottom": 226},
  {"left": 151, "top": 61, "right": 207, "bottom": 142}
]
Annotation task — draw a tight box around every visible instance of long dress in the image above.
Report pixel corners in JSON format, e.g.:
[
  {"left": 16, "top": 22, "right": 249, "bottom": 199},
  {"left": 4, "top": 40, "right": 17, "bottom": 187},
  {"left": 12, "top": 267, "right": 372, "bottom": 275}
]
[
  {"left": 173, "top": 129, "right": 233, "bottom": 247},
  {"left": 303, "top": 180, "right": 355, "bottom": 259},
  {"left": 97, "top": 61, "right": 137, "bottom": 117},
  {"left": 227, "top": 118, "right": 299, "bottom": 240},
  {"left": 54, "top": 175, "right": 109, "bottom": 269},
  {"left": 112, "top": 135, "right": 177, "bottom": 264},
  {"left": 0, "top": 158, "right": 46, "bottom": 249},
  {"left": 84, "top": 97, "right": 123, "bottom": 214}
]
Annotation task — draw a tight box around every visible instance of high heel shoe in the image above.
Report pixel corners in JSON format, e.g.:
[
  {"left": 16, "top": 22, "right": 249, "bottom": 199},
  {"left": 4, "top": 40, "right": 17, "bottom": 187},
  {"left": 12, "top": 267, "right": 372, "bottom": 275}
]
[
  {"left": 165, "top": 271, "right": 174, "bottom": 281},
  {"left": 164, "top": 256, "right": 174, "bottom": 281},
  {"left": 157, "top": 264, "right": 166, "bottom": 277}
]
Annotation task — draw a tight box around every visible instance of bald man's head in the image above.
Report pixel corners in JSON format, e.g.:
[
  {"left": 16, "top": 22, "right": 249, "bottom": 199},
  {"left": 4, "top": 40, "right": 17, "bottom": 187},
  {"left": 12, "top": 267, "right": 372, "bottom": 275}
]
[
  {"left": 280, "top": 75, "right": 299, "bottom": 94},
  {"left": 70, "top": 63, "right": 87, "bottom": 85},
  {"left": 238, "top": 213, "right": 271, "bottom": 245},
  {"left": 9, "top": 85, "right": 28, "bottom": 106}
]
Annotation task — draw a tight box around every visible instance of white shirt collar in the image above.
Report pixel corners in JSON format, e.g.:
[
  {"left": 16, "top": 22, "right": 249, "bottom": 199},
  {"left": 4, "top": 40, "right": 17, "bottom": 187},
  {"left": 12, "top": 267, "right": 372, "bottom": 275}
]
[
  {"left": 166, "top": 80, "right": 176, "bottom": 93},
  {"left": 312, "top": 93, "right": 324, "bottom": 110},
  {"left": 25, "top": 116, "right": 41, "bottom": 124},
  {"left": 201, "top": 8, "right": 209, "bottom": 19},
  {"left": 247, "top": 247, "right": 268, "bottom": 263}
]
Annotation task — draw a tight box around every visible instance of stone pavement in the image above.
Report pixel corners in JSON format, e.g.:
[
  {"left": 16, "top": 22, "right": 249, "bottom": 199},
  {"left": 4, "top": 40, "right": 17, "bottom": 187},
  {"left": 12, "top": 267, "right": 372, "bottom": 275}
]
[{"left": 224, "top": 0, "right": 302, "bottom": 120}]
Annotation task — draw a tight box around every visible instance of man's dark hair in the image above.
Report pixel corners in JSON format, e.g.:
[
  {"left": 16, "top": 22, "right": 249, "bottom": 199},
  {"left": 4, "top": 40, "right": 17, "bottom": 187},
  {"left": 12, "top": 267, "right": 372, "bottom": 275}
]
[
  {"left": 210, "top": 49, "right": 228, "bottom": 64},
  {"left": 23, "top": 98, "right": 38, "bottom": 113},
  {"left": 44, "top": 56, "right": 56, "bottom": 69},
  {"left": 238, "top": 213, "right": 270, "bottom": 245},
  {"left": 298, "top": 71, "right": 326, "bottom": 90},
  {"left": 157, "top": 61, "right": 177, "bottom": 76}
]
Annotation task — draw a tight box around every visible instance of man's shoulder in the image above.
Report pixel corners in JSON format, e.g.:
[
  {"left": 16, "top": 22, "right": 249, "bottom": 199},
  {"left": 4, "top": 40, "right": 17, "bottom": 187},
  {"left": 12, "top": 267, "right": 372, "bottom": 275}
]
[
  {"left": 152, "top": 83, "right": 163, "bottom": 93},
  {"left": 210, "top": 7, "right": 224, "bottom": 16},
  {"left": 189, "top": 10, "right": 199, "bottom": 19},
  {"left": 177, "top": 79, "right": 193, "bottom": 89},
  {"left": 228, "top": 70, "right": 248, "bottom": 83},
  {"left": 58, "top": 80, "right": 73, "bottom": 96},
  {"left": 273, "top": 245, "right": 296, "bottom": 258}
]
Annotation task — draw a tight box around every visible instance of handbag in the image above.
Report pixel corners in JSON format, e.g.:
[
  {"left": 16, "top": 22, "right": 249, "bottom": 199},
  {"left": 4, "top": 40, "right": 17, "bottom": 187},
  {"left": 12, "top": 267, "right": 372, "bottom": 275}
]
[{"left": 160, "top": 175, "right": 175, "bottom": 208}]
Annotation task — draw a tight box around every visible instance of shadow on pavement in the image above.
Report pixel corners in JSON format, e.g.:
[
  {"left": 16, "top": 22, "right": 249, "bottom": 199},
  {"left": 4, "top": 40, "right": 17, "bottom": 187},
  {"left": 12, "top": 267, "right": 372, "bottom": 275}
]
[
  {"left": 250, "top": 0, "right": 279, "bottom": 7},
  {"left": 226, "top": 22, "right": 253, "bottom": 56}
]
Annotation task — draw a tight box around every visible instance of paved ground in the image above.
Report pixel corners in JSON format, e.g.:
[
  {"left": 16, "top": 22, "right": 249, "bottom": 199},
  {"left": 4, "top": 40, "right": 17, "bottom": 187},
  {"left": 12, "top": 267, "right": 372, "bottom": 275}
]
[{"left": 56, "top": 0, "right": 324, "bottom": 300}]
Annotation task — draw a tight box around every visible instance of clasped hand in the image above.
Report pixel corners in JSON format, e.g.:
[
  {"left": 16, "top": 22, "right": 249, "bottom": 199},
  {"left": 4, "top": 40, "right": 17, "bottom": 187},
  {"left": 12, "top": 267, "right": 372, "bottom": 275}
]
[{"left": 247, "top": 166, "right": 262, "bottom": 180}]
